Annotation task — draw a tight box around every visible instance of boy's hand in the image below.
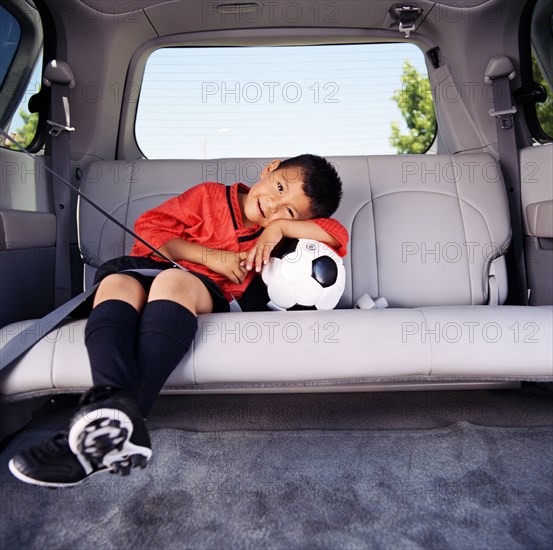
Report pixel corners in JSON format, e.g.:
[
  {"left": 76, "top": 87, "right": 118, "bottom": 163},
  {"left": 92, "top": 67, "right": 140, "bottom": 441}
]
[
  {"left": 242, "top": 219, "right": 341, "bottom": 273},
  {"left": 243, "top": 221, "right": 284, "bottom": 273},
  {"left": 205, "top": 249, "right": 248, "bottom": 284}
]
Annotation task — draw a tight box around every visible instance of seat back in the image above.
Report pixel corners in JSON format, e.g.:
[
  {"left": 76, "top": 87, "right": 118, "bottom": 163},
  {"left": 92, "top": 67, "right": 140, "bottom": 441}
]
[
  {"left": 331, "top": 154, "right": 511, "bottom": 307},
  {"left": 78, "top": 154, "right": 511, "bottom": 307}
]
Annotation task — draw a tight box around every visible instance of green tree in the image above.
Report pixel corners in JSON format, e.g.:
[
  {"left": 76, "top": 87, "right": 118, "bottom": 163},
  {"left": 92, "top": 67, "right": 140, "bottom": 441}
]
[
  {"left": 6, "top": 109, "right": 38, "bottom": 149},
  {"left": 532, "top": 54, "right": 553, "bottom": 137},
  {"left": 390, "top": 61, "right": 436, "bottom": 154}
]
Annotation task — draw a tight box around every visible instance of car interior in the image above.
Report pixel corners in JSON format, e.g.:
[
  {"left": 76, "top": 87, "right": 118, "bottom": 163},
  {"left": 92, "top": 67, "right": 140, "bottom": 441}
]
[{"left": 0, "top": 0, "right": 552, "bottom": 547}]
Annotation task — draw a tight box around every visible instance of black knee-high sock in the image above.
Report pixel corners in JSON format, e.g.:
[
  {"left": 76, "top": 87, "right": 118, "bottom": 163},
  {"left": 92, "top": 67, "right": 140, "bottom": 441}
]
[
  {"left": 135, "top": 300, "right": 198, "bottom": 417},
  {"left": 84, "top": 300, "right": 141, "bottom": 400}
]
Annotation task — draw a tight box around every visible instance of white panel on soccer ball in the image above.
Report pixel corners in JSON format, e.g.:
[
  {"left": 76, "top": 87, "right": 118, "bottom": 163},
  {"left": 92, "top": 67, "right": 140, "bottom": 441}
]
[
  {"left": 299, "top": 239, "right": 320, "bottom": 261},
  {"left": 295, "top": 277, "right": 323, "bottom": 307},
  {"left": 261, "top": 258, "right": 282, "bottom": 285},
  {"left": 315, "top": 287, "right": 341, "bottom": 310},
  {"left": 304, "top": 239, "right": 338, "bottom": 260},
  {"left": 267, "top": 279, "right": 297, "bottom": 309},
  {"left": 280, "top": 254, "right": 311, "bottom": 284}
]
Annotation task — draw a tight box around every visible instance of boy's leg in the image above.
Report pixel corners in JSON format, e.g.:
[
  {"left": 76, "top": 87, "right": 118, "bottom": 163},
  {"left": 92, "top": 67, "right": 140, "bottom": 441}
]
[
  {"left": 68, "top": 273, "right": 154, "bottom": 474},
  {"left": 84, "top": 273, "right": 147, "bottom": 399},
  {"left": 73, "top": 271, "right": 215, "bottom": 469},
  {"left": 8, "top": 270, "right": 215, "bottom": 486},
  {"left": 9, "top": 274, "right": 150, "bottom": 487},
  {"left": 135, "top": 269, "right": 214, "bottom": 417}
]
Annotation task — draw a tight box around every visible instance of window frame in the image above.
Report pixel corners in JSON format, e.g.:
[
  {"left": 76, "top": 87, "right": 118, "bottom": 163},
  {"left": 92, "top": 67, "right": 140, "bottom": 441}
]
[{"left": 117, "top": 28, "right": 440, "bottom": 160}]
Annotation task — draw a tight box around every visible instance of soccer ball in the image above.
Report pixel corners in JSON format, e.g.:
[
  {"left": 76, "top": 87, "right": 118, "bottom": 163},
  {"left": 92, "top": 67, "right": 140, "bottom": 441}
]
[{"left": 260, "top": 238, "right": 346, "bottom": 310}]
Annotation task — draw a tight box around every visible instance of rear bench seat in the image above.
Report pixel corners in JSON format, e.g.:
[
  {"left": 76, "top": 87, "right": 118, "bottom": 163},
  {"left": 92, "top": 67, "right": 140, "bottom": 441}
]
[{"left": 1, "top": 154, "right": 552, "bottom": 399}]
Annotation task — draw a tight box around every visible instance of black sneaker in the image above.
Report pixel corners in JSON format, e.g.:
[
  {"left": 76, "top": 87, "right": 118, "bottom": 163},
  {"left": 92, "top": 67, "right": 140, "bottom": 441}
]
[
  {"left": 8, "top": 431, "right": 107, "bottom": 487},
  {"left": 68, "top": 386, "right": 152, "bottom": 476}
]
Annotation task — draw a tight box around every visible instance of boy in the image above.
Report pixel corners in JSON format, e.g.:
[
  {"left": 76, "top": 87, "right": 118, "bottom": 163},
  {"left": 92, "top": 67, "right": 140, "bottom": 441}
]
[{"left": 9, "top": 154, "right": 347, "bottom": 487}]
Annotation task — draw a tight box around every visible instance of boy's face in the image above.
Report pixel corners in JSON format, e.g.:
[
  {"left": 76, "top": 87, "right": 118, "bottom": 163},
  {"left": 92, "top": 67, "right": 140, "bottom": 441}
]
[{"left": 243, "top": 160, "right": 313, "bottom": 227}]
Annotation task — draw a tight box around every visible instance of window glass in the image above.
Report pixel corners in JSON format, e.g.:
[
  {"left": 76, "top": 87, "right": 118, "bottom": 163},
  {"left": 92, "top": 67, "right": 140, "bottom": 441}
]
[
  {"left": 0, "top": 5, "right": 21, "bottom": 87},
  {"left": 531, "top": 53, "right": 553, "bottom": 138},
  {"left": 4, "top": 52, "right": 43, "bottom": 149},
  {"left": 136, "top": 43, "right": 435, "bottom": 159},
  {"left": 529, "top": 0, "right": 553, "bottom": 140}
]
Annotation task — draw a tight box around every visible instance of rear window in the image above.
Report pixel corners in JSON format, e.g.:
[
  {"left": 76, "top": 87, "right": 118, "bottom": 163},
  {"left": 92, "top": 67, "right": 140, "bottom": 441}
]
[{"left": 136, "top": 43, "right": 436, "bottom": 159}]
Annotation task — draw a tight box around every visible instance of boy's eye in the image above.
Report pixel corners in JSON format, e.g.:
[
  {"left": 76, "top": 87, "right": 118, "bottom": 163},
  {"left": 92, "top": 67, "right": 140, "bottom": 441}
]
[
  {"left": 286, "top": 207, "right": 294, "bottom": 217},
  {"left": 277, "top": 183, "right": 283, "bottom": 193}
]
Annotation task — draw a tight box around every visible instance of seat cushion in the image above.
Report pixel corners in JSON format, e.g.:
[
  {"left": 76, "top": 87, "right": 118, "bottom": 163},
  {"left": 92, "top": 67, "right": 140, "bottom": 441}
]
[{"left": 1, "top": 306, "right": 551, "bottom": 396}]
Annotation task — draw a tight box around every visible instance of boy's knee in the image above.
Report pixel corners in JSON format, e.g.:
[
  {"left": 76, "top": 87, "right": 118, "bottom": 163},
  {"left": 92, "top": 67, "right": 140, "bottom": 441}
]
[
  {"left": 150, "top": 269, "right": 197, "bottom": 296},
  {"left": 149, "top": 269, "right": 211, "bottom": 312},
  {"left": 94, "top": 273, "right": 146, "bottom": 309},
  {"left": 100, "top": 273, "right": 141, "bottom": 291}
]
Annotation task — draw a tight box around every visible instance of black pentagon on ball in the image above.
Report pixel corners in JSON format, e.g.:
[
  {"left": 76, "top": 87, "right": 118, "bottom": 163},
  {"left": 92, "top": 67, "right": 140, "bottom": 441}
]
[
  {"left": 312, "top": 256, "right": 338, "bottom": 288},
  {"left": 270, "top": 238, "right": 299, "bottom": 258}
]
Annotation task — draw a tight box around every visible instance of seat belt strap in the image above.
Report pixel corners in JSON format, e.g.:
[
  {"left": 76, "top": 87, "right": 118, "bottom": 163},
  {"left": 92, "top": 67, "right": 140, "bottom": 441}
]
[
  {"left": 43, "top": 60, "right": 76, "bottom": 307},
  {"left": 0, "top": 269, "right": 163, "bottom": 372},
  {"left": 0, "top": 129, "right": 182, "bottom": 271},
  {"left": 485, "top": 56, "right": 529, "bottom": 305},
  {"left": 0, "top": 128, "right": 201, "bottom": 373}
]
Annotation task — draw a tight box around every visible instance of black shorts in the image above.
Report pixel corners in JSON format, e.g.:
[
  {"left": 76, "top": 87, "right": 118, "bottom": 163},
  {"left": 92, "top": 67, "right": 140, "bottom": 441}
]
[{"left": 93, "top": 256, "right": 230, "bottom": 313}]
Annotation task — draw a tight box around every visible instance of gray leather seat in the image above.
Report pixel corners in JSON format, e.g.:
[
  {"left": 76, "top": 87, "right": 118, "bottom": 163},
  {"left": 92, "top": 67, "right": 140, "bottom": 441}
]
[{"left": 1, "top": 154, "right": 552, "bottom": 398}]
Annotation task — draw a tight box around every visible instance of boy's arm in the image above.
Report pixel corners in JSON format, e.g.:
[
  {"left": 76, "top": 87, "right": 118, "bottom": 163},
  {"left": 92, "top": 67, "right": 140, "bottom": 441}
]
[
  {"left": 243, "top": 218, "right": 347, "bottom": 273},
  {"left": 133, "top": 183, "right": 247, "bottom": 284},
  {"left": 159, "top": 238, "right": 247, "bottom": 284}
]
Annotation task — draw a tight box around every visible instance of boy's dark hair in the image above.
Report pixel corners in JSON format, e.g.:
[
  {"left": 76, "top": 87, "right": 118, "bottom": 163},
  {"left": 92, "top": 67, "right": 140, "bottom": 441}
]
[{"left": 278, "top": 154, "right": 343, "bottom": 219}]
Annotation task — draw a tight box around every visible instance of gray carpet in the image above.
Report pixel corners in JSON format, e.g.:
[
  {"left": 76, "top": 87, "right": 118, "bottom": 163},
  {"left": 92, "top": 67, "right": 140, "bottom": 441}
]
[{"left": 1, "top": 385, "right": 552, "bottom": 549}]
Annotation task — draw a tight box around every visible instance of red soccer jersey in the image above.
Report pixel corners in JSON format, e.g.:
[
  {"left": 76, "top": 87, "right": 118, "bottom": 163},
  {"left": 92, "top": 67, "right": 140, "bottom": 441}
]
[{"left": 130, "top": 182, "right": 349, "bottom": 300}]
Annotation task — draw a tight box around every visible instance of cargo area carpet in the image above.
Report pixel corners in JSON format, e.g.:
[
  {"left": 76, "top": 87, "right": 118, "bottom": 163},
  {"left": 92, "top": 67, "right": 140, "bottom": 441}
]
[{"left": 1, "top": 384, "right": 552, "bottom": 549}]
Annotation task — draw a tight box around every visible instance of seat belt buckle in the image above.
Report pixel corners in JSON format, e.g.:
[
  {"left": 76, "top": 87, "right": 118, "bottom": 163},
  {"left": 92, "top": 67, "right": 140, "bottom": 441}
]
[
  {"left": 229, "top": 296, "right": 243, "bottom": 312},
  {"left": 47, "top": 120, "right": 75, "bottom": 137},
  {"left": 488, "top": 106, "right": 517, "bottom": 129},
  {"left": 354, "top": 293, "right": 389, "bottom": 310}
]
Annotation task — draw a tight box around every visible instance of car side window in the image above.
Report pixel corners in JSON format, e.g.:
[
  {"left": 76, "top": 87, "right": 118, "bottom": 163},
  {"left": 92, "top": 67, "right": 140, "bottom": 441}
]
[
  {"left": 532, "top": 55, "right": 553, "bottom": 139},
  {"left": 4, "top": 52, "right": 42, "bottom": 149},
  {"left": 527, "top": 0, "right": 553, "bottom": 140},
  {"left": 0, "top": 1, "right": 43, "bottom": 150},
  {"left": 0, "top": 5, "right": 21, "bottom": 87}
]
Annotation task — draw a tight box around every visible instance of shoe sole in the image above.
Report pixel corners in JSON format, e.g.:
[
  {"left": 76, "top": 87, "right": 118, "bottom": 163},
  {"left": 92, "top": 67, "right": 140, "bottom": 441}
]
[
  {"left": 68, "top": 408, "right": 152, "bottom": 475},
  {"left": 8, "top": 458, "right": 106, "bottom": 488}
]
